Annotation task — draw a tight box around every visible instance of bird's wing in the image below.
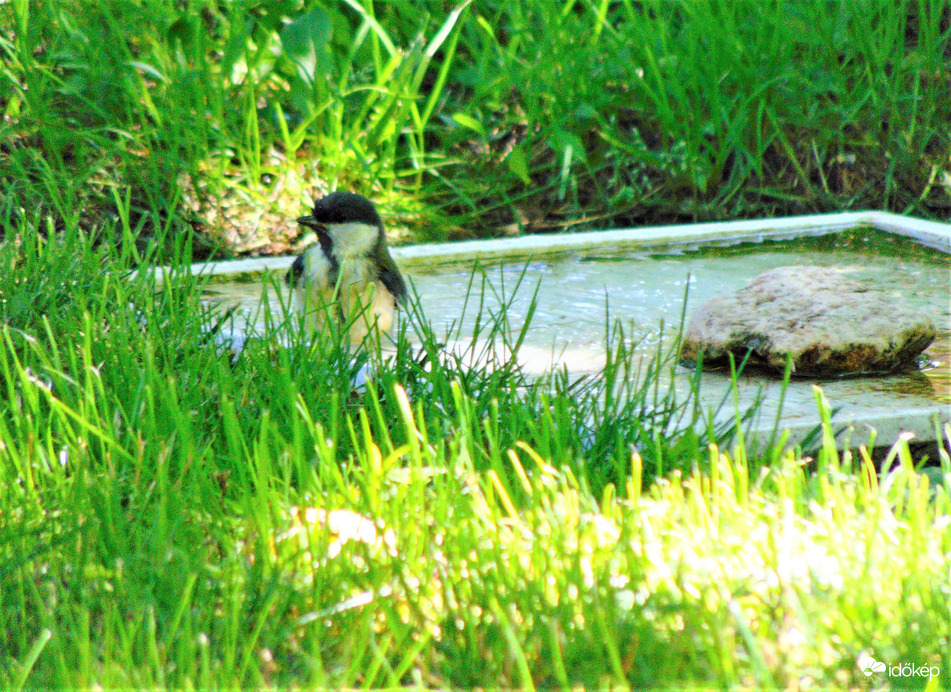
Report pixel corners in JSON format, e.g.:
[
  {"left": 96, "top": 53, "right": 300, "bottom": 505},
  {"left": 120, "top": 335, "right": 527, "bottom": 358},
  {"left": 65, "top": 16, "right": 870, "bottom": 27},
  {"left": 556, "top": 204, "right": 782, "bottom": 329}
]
[
  {"left": 287, "top": 253, "right": 305, "bottom": 286},
  {"left": 376, "top": 252, "right": 408, "bottom": 306}
]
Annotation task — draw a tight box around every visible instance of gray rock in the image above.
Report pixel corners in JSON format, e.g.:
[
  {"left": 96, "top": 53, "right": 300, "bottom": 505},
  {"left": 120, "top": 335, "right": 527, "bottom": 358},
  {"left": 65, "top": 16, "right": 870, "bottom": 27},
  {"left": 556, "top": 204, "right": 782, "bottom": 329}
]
[{"left": 680, "top": 266, "right": 937, "bottom": 377}]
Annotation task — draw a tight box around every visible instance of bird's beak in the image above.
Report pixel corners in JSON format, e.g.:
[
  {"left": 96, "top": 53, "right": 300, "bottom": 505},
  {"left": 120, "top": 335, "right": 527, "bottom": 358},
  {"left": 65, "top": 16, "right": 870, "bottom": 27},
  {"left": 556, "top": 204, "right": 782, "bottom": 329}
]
[{"left": 296, "top": 215, "right": 325, "bottom": 231}]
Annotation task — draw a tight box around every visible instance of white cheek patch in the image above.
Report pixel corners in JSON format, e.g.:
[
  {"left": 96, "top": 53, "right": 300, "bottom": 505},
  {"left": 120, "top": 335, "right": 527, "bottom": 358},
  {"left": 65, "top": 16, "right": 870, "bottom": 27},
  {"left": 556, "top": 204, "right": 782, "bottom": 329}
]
[{"left": 327, "top": 222, "right": 379, "bottom": 257}]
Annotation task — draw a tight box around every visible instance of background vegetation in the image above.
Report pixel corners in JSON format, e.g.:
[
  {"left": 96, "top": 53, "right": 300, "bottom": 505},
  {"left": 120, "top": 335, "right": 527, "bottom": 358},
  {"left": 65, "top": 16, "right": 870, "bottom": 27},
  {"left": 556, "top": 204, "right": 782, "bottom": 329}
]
[{"left": 2, "top": 0, "right": 949, "bottom": 257}]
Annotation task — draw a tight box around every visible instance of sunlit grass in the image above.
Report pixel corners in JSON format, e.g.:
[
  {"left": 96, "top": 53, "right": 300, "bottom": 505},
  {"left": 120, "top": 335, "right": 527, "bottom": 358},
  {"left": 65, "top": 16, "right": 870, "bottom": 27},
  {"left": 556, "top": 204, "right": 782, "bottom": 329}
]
[{"left": 0, "top": 215, "right": 948, "bottom": 688}]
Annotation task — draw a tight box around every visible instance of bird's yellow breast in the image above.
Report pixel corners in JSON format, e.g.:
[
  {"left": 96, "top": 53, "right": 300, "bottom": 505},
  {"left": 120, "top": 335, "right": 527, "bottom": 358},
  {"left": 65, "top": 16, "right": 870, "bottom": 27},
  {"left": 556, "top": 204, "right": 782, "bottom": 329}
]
[{"left": 294, "top": 239, "right": 396, "bottom": 345}]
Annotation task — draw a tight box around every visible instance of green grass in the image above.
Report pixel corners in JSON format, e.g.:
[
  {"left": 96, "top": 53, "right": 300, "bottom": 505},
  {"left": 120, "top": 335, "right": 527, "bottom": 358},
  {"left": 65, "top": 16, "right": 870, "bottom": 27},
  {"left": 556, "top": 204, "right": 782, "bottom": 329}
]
[
  {"left": 1, "top": 1, "right": 950, "bottom": 687},
  {"left": 0, "top": 214, "right": 949, "bottom": 688},
  {"left": 1, "top": 0, "right": 949, "bottom": 255}
]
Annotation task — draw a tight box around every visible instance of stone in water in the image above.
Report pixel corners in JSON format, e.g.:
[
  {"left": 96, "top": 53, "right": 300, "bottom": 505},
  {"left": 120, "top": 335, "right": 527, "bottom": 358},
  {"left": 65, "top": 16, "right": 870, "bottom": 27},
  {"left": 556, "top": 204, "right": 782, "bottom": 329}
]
[{"left": 680, "top": 265, "right": 937, "bottom": 377}]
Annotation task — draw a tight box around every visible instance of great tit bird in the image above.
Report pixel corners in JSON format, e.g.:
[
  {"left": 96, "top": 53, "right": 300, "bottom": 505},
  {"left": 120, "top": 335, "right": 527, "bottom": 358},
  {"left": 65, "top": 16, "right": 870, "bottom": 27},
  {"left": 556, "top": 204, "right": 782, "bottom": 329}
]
[{"left": 286, "top": 192, "right": 407, "bottom": 344}]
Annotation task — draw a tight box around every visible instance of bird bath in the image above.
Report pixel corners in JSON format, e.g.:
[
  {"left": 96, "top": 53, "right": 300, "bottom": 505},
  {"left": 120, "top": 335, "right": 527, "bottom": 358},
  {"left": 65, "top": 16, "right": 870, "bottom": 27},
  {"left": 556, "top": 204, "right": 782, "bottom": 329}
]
[{"left": 191, "top": 212, "right": 950, "bottom": 452}]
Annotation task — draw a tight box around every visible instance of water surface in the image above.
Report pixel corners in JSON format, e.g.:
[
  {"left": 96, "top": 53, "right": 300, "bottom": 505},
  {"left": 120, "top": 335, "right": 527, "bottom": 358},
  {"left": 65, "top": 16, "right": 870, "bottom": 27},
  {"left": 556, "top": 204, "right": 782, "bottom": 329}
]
[{"left": 204, "top": 228, "right": 950, "bottom": 443}]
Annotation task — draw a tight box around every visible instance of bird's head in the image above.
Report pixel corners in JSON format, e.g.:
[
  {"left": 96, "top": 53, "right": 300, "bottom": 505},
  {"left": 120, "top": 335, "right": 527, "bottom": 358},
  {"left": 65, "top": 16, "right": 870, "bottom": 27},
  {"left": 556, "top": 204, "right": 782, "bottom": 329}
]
[
  {"left": 296, "top": 192, "right": 385, "bottom": 253},
  {"left": 289, "top": 192, "right": 407, "bottom": 308}
]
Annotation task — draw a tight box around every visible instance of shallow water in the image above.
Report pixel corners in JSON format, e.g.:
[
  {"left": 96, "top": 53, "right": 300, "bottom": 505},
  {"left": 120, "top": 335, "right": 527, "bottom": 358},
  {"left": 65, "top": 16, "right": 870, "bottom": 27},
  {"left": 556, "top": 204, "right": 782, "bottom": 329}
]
[
  {"left": 410, "top": 230, "right": 949, "bottom": 356},
  {"left": 203, "top": 228, "right": 950, "bottom": 445}
]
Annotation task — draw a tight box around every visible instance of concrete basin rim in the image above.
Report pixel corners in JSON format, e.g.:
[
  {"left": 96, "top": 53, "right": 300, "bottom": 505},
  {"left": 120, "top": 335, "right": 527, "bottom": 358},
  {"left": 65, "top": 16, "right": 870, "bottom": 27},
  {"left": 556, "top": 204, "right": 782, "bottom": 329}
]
[{"left": 153, "top": 209, "right": 951, "bottom": 283}]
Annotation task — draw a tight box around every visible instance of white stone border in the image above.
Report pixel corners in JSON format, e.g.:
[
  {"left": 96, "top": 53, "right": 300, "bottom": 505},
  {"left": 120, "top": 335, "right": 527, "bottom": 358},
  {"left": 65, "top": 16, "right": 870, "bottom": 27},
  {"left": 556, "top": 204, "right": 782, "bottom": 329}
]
[
  {"left": 152, "top": 210, "right": 950, "bottom": 283},
  {"left": 742, "top": 406, "right": 949, "bottom": 456}
]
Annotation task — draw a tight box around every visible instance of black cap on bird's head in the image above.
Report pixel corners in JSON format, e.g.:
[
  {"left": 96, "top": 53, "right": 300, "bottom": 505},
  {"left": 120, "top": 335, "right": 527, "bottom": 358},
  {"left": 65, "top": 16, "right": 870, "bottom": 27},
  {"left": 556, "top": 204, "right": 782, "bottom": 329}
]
[{"left": 296, "top": 191, "right": 383, "bottom": 231}]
